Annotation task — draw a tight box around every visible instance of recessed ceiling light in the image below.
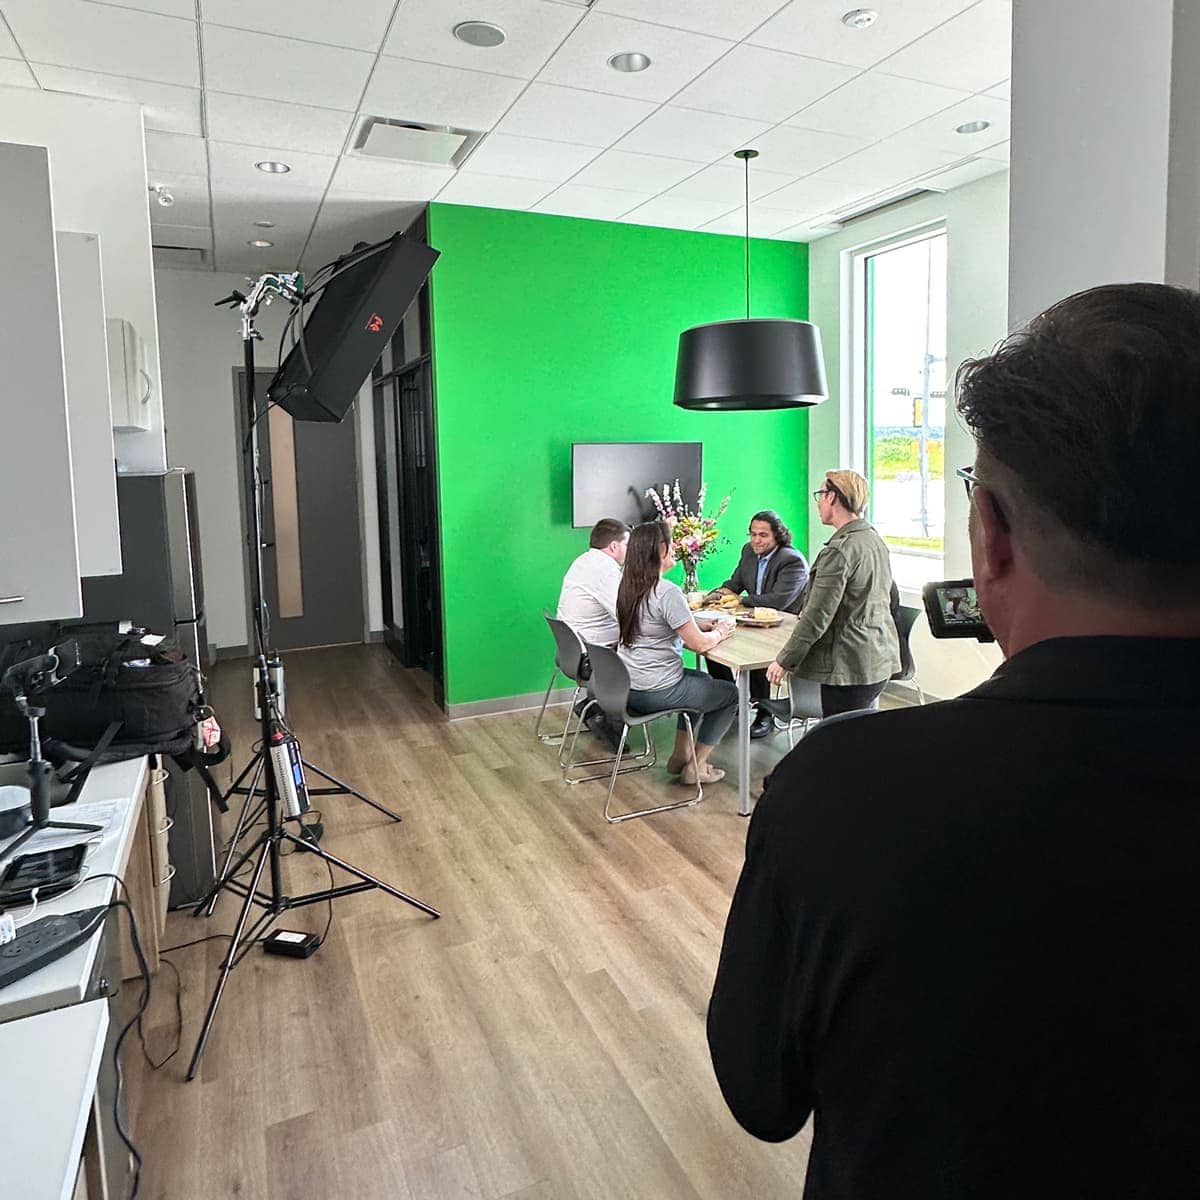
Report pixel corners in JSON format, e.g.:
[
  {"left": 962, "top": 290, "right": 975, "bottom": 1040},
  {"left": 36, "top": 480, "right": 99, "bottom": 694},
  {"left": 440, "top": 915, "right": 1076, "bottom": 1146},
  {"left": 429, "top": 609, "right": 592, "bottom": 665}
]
[
  {"left": 453, "top": 20, "right": 506, "bottom": 48},
  {"left": 255, "top": 160, "right": 290, "bottom": 174},
  {"left": 955, "top": 119, "right": 992, "bottom": 134},
  {"left": 253, "top": 219, "right": 275, "bottom": 228},
  {"left": 608, "top": 51, "right": 651, "bottom": 73},
  {"left": 247, "top": 239, "right": 274, "bottom": 248},
  {"left": 149, "top": 183, "right": 174, "bottom": 208},
  {"left": 841, "top": 8, "right": 878, "bottom": 29}
]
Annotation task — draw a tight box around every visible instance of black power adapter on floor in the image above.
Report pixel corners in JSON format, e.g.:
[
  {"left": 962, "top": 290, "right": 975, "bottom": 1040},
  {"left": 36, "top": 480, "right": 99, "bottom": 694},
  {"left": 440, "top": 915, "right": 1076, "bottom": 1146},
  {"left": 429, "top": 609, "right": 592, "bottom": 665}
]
[{"left": 262, "top": 929, "right": 321, "bottom": 958}]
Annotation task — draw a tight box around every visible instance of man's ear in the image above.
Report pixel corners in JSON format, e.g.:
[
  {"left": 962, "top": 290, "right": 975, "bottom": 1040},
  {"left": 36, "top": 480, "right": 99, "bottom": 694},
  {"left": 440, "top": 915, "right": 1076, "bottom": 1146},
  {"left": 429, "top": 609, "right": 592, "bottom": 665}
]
[{"left": 971, "top": 486, "right": 1014, "bottom": 586}]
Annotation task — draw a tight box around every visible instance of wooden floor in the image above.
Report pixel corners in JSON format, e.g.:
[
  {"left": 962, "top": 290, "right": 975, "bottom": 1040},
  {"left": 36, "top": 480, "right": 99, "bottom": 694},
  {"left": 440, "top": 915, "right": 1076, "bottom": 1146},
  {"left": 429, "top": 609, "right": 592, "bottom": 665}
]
[{"left": 127, "top": 645, "right": 812, "bottom": 1199}]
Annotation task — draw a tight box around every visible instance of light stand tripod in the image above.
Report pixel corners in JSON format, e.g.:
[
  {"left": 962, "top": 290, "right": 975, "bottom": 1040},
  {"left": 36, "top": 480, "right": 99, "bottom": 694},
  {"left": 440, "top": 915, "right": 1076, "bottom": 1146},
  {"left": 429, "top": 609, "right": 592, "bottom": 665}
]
[
  {"left": 0, "top": 649, "right": 102, "bottom": 865},
  {"left": 186, "top": 274, "right": 439, "bottom": 1081}
]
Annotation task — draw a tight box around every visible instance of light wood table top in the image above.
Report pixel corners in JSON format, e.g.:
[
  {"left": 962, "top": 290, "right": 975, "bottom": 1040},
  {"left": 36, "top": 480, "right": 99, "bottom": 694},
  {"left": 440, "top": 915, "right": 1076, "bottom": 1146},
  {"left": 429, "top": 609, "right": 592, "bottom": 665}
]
[{"left": 705, "top": 613, "right": 796, "bottom": 672}]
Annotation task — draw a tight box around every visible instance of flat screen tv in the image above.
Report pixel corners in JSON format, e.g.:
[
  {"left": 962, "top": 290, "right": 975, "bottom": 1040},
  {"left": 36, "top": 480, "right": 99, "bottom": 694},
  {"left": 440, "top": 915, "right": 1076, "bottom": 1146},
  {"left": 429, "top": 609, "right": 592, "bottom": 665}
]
[{"left": 572, "top": 442, "right": 703, "bottom": 529}]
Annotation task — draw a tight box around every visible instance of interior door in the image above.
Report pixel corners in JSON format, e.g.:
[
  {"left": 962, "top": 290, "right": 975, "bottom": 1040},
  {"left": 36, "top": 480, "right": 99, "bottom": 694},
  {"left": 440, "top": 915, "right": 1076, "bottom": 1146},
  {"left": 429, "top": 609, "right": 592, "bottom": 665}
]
[{"left": 235, "top": 371, "right": 364, "bottom": 651}]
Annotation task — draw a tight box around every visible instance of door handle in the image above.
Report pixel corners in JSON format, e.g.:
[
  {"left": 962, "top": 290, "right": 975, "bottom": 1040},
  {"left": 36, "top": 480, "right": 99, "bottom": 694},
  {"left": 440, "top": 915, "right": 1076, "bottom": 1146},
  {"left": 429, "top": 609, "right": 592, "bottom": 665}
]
[{"left": 0, "top": 595, "right": 25, "bottom": 604}]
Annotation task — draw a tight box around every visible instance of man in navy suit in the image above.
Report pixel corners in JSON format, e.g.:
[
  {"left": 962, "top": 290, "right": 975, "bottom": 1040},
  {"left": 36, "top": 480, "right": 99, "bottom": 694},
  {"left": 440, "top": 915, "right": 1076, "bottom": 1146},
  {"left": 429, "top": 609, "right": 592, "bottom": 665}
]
[{"left": 708, "top": 510, "right": 809, "bottom": 739}]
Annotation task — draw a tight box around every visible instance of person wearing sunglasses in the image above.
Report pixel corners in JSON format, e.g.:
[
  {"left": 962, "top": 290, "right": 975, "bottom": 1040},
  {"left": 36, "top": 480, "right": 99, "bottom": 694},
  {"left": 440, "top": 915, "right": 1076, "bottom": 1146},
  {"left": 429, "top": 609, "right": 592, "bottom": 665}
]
[
  {"left": 709, "top": 283, "right": 1200, "bottom": 1199},
  {"left": 762, "top": 469, "right": 900, "bottom": 716}
]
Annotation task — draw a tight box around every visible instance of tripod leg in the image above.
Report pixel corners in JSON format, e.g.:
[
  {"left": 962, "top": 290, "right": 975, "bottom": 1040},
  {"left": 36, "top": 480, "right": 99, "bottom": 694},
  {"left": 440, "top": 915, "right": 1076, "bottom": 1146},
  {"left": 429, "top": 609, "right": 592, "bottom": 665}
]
[
  {"left": 282, "top": 829, "right": 440, "bottom": 919},
  {"left": 186, "top": 837, "right": 272, "bottom": 1082},
  {"left": 300, "top": 758, "right": 403, "bottom": 823},
  {"left": 222, "top": 751, "right": 262, "bottom": 801},
  {"left": 203, "top": 758, "right": 266, "bottom": 918}
]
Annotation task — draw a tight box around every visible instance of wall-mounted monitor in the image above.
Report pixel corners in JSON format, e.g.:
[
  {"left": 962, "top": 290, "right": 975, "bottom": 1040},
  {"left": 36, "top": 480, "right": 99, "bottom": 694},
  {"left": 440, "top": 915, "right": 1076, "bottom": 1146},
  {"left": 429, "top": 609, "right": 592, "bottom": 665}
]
[{"left": 571, "top": 442, "right": 703, "bottom": 529}]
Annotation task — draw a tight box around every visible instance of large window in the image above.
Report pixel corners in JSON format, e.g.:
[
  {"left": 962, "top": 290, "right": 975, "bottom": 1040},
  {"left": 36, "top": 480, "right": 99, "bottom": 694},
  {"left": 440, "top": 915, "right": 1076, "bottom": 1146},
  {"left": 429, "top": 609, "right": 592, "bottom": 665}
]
[{"left": 856, "top": 230, "right": 947, "bottom": 589}]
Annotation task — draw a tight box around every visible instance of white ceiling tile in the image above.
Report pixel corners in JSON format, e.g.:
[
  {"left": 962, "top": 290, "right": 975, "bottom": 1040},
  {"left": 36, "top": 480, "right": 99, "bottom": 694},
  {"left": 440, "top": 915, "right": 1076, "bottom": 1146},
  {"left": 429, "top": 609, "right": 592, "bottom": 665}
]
[
  {"left": 1, "top": 19, "right": 21, "bottom": 56},
  {"left": 880, "top": 0, "right": 1012, "bottom": 93},
  {"left": 788, "top": 71, "right": 969, "bottom": 141},
  {"left": 384, "top": 0, "right": 585, "bottom": 79},
  {"left": 753, "top": 173, "right": 875, "bottom": 215},
  {"left": 616, "top": 106, "right": 771, "bottom": 163},
  {"left": 665, "top": 161, "right": 796, "bottom": 206},
  {"left": 620, "top": 194, "right": 734, "bottom": 231},
  {"left": 201, "top": 0, "right": 396, "bottom": 52},
  {"left": 538, "top": 12, "right": 732, "bottom": 102},
  {"left": 329, "top": 156, "right": 455, "bottom": 201},
  {"left": 147, "top": 171, "right": 210, "bottom": 225},
  {"left": 436, "top": 171, "right": 554, "bottom": 209},
  {"left": 775, "top": 219, "right": 837, "bottom": 243},
  {"left": 3, "top": 0, "right": 199, "bottom": 86},
  {"left": 979, "top": 139, "right": 1009, "bottom": 163},
  {"left": 987, "top": 79, "right": 1011, "bottom": 101},
  {"left": 208, "top": 141, "right": 336, "bottom": 192},
  {"left": 917, "top": 156, "right": 1007, "bottom": 191},
  {"left": 812, "top": 139, "right": 962, "bottom": 193},
  {"left": 496, "top": 83, "right": 655, "bottom": 148},
  {"left": 92, "top": 0, "right": 197, "bottom": 15},
  {"left": 675, "top": 44, "right": 856, "bottom": 123},
  {"left": 461, "top": 132, "right": 598, "bottom": 182},
  {"left": 211, "top": 195, "right": 321, "bottom": 240},
  {"left": 364, "top": 57, "right": 526, "bottom": 131},
  {"left": 594, "top": 0, "right": 790, "bottom": 41},
  {"left": 30, "top": 65, "right": 203, "bottom": 133},
  {"left": 571, "top": 148, "right": 704, "bottom": 191},
  {"left": 206, "top": 92, "right": 355, "bottom": 156},
  {"left": 0, "top": 59, "right": 38, "bottom": 88},
  {"left": 748, "top": 125, "right": 867, "bottom": 178},
  {"left": 701, "top": 205, "right": 818, "bottom": 238},
  {"left": 203, "top": 25, "right": 373, "bottom": 109},
  {"left": 749, "top": 0, "right": 975, "bottom": 69},
  {"left": 150, "top": 223, "right": 211, "bottom": 250},
  {"left": 214, "top": 232, "right": 306, "bottom": 274},
  {"left": 146, "top": 130, "right": 208, "bottom": 176},
  {"left": 309, "top": 194, "right": 423, "bottom": 241},
  {"left": 889, "top": 94, "right": 1010, "bottom": 154},
  {"left": 532, "top": 182, "right": 650, "bottom": 220}
]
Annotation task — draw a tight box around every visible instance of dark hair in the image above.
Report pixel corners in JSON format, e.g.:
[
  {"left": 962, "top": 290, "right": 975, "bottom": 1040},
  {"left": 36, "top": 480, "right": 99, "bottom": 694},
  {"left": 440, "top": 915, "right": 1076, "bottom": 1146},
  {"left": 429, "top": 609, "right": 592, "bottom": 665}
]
[
  {"left": 749, "top": 509, "right": 792, "bottom": 548},
  {"left": 617, "top": 521, "right": 671, "bottom": 647},
  {"left": 956, "top": 282, "right": 1200, "bottom": 596},
  {"left": 589, "top": 518, "right": 630, "bottom": 551}
]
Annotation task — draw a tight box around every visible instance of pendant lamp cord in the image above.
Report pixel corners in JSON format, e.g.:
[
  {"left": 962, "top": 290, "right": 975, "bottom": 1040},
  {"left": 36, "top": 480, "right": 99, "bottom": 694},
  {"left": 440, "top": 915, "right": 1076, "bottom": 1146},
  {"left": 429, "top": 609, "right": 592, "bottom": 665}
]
[{"left": 743, "top": 152, "right": 751, "bottom": 320}]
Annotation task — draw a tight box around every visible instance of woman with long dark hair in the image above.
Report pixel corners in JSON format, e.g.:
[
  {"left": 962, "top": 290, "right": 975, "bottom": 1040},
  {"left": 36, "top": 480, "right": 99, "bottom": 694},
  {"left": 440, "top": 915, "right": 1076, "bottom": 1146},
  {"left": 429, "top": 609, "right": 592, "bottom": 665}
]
[{"left": 617, "top": 521, "right": 738, "bottom": 785}]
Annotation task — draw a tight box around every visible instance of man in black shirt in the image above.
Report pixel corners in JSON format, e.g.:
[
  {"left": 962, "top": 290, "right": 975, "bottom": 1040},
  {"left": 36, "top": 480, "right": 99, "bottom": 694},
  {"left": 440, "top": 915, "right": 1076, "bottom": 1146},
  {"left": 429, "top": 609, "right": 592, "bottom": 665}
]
[{"left": 707, "top": 283, "right": 1200, "bottom": 1198}]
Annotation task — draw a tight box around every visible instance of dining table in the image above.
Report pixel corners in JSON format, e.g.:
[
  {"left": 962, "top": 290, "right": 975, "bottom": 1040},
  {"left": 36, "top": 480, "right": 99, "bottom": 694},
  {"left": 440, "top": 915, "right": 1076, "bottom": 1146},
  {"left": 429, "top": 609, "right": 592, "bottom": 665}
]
[{"left": 703, "top": 612, "right": 797, "bottom": 817}]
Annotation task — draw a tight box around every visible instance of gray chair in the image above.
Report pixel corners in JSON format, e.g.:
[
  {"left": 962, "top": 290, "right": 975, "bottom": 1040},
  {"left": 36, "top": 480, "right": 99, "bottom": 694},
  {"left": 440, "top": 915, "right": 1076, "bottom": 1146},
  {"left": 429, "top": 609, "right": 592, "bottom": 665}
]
[
  {"left": 534, "top": 612, "right": 587, "bottom": 746},
  {"left": 892, "top": 604, "right": 926, "bottom": 705},
  {"left": 758, "top": 676, "right": 825, "bottom": 749},
  {"left": 582, "top": 643, "right": 705, "bottom": 824}
]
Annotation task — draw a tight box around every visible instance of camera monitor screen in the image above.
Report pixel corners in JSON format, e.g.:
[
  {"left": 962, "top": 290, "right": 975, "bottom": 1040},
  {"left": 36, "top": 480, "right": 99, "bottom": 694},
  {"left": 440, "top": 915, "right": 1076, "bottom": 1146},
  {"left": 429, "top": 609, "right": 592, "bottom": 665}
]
[
  {"left": 922, "top": 579, "right": 994, "bottom": 641},
  {"left": 572, "top": 442, "right": 703, "bottom": 529}
]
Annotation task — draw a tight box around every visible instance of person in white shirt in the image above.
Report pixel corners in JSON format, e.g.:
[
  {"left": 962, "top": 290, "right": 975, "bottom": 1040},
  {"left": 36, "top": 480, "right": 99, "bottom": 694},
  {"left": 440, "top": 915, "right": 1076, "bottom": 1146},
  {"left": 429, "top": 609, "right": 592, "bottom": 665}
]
[{"left": 557, "top": 518, "right": 630, "bottom": 649}]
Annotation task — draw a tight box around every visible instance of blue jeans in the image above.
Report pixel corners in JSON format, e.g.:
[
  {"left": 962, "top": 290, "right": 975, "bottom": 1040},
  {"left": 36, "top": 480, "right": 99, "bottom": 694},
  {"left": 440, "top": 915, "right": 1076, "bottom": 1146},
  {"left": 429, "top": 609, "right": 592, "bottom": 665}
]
[{"left": 627, "top": 667, "right": 739, "bottom": 748}]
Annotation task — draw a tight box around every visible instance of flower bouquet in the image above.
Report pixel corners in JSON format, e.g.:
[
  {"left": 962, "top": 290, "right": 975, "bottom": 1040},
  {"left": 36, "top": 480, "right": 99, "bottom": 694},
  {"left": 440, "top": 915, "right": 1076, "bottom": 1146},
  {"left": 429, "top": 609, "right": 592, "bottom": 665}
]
[{"left": 645, "top": 479, "right": 732, "bottom": 595}]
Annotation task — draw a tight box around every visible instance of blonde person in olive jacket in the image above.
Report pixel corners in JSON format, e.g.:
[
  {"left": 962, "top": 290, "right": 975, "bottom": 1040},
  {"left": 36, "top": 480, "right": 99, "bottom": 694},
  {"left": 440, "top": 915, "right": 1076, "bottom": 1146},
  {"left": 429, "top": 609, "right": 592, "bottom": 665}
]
[{"left": 765, "top": 470, "right": 901, "bottom": 717}]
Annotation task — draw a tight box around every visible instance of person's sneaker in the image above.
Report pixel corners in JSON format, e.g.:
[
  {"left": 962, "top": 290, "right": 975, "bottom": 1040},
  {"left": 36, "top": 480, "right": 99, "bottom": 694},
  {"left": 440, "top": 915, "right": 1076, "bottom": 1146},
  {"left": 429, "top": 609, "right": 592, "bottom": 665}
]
[{"left": 750, "top": 709, "right": 774, "bottom": 739}]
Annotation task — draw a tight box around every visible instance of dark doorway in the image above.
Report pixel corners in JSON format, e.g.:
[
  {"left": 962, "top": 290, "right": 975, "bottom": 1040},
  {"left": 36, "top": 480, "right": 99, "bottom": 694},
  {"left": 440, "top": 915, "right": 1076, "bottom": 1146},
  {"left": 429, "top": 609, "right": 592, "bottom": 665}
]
[{"left": 235, "top": 369, "right": 364, "bottom": 652}]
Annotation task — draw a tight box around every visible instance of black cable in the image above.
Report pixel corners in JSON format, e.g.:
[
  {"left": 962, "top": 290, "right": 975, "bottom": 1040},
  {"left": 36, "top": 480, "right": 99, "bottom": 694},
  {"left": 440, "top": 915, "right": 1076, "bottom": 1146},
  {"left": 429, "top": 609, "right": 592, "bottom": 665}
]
[
  {"left": 160, "top": 932, "right": 232, "bottom": 954},
  {"left": 137, "top": 956, "right": 182, "bottom": 1072}
]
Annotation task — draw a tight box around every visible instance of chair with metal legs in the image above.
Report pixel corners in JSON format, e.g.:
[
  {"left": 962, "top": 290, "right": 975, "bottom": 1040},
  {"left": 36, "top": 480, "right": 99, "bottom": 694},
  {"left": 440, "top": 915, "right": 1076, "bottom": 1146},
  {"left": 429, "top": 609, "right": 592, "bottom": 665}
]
[
  {"left": 757, "top": 675, "right": 825, "bottom": 749},
  {"left": 584, "top": 644, "right": 706, "bottom": 824},
  {"left": 534, "top": 612, "right": 586, "bottom": 745},
  {"left": 892, "top": 604, "right": 926, "bottom": 705}
]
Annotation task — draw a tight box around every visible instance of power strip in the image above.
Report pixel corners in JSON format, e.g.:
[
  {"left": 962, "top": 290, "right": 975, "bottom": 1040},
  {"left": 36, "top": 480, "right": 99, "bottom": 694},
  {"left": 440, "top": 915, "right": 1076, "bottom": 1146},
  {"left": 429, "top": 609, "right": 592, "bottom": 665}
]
[{"left": 0, "top": 907, "right": 108, "bottom": 990}]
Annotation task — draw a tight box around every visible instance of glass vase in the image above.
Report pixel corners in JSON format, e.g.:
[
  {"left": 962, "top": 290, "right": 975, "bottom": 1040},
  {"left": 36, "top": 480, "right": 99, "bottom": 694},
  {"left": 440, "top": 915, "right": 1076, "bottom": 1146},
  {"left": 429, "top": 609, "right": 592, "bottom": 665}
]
[{"left": 683, "top": 558, "right": 700, "bottom": 596}]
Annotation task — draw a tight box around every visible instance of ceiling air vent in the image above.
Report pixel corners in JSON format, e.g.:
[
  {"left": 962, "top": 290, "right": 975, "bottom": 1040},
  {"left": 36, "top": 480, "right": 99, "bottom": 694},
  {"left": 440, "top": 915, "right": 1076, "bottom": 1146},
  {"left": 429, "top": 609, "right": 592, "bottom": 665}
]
[
  {"left": 355, "top": 117, "right": 484, "bottom": 168},
  {"left": 832, "top": 187, "right": 938, "bottom": 227},
  {"left": 152, "top": 244, "right": 208, "bottom": 270}
]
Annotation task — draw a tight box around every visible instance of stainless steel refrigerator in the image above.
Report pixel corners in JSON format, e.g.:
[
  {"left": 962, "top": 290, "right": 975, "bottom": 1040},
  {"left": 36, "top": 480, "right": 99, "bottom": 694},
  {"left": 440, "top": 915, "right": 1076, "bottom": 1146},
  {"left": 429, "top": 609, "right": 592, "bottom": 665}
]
[{"left": 81, "top": 468, "right": 216, "bottom": 904}]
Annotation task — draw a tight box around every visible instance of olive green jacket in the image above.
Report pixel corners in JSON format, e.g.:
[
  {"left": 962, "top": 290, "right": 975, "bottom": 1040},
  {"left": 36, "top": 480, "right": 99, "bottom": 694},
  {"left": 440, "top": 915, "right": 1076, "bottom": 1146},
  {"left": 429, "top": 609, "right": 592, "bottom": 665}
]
[{"left": 776, "top": 518, "right": 901, "bottom": 686}]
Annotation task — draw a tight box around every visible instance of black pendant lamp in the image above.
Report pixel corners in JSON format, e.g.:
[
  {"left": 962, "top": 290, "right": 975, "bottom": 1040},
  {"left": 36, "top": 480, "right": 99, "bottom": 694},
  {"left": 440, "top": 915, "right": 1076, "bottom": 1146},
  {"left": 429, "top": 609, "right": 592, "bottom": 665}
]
[{"left": 674, "top": 148, "right": 829, "bottom": 411}]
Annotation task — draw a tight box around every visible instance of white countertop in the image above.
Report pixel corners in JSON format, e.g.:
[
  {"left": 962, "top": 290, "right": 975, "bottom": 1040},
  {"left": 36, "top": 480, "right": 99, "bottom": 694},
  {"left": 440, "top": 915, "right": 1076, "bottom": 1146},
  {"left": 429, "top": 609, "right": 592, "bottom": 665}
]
[
  {"left": 0, "top": 997, "right": 109, "bottom": 1200},
  {"left": 0, "top": 755, "right": 148, "bottom": 1023}
]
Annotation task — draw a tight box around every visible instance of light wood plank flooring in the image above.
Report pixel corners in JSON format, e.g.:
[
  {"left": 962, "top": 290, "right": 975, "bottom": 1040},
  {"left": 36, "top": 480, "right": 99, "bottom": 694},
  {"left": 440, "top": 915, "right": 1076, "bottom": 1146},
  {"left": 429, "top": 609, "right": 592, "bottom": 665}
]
[{"left": 127, "top": 645, "right": 812, "bottom": 1199}]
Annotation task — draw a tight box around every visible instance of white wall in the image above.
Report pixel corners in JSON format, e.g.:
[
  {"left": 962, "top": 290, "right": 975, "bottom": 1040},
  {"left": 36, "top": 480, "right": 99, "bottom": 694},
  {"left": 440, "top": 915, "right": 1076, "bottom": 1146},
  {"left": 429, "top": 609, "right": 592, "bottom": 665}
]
[
  {"left": 806, "top": 171, "right": 1010, "bottom": 699},
  {"left": 0, "top": 85, "right": 166, "bottom": 472},
  {"left": 155, "top": 268, "right": 383, "bottom": 650}
]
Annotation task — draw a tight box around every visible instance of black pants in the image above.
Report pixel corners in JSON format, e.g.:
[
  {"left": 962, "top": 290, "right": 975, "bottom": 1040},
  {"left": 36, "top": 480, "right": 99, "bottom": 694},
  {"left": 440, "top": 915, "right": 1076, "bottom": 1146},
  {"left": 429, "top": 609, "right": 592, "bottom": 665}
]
[
  {"left": 820, "top": 680, "right": 888, "bottom": 716},
  {"left": 707, "top": 662, "right": 770, "bottom": 702}
]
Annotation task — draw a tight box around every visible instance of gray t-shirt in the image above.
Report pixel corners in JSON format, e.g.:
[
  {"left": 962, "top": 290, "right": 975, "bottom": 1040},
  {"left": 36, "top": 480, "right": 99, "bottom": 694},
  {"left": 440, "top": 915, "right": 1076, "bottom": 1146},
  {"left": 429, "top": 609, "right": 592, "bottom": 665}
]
[{"left": 619, "top": 580, "right": 693, "bottom": 692}]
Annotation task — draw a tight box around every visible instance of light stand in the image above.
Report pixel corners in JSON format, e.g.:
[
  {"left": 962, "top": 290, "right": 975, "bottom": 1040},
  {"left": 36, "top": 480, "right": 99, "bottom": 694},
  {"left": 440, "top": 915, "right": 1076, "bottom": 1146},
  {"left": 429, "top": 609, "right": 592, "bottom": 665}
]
[
  {"left": 0, "top": 649, "right": 102, "bottom": 866},
  {"left": 186, "top": 274, "right": 439, "bottom": 1082}
]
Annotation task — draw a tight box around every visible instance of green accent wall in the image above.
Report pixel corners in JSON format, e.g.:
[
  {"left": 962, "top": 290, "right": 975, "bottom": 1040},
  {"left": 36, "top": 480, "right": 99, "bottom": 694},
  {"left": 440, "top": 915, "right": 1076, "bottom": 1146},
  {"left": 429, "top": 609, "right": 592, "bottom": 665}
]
[{"left": 426, "top": 203, "right": 811, "bottom": 707}]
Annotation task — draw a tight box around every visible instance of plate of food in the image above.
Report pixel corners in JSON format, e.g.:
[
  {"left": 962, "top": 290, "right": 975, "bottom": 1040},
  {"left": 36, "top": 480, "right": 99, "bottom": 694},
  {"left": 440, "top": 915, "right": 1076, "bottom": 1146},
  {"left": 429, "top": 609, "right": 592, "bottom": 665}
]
[{"left": 734, "top": 607, "right": 784, "bottom": 628}]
